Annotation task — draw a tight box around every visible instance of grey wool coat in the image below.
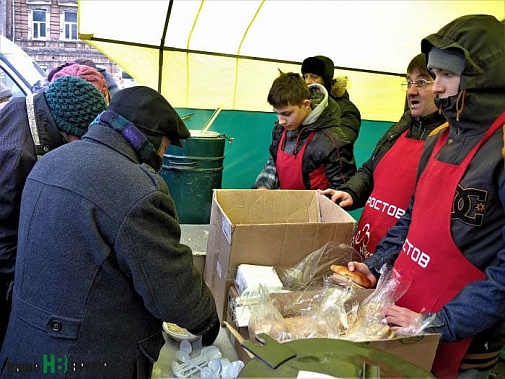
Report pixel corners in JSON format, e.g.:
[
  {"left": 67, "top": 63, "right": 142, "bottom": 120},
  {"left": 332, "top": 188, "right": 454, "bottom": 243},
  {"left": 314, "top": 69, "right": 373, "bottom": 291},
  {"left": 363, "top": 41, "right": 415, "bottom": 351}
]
[{"left": 0, "top": 124, "right": 218, "bottom": 378}]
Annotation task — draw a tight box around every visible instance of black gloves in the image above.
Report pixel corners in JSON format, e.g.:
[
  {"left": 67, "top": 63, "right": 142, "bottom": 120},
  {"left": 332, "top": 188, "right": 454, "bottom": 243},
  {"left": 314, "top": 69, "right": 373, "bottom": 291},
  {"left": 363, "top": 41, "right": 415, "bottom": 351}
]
[
  {"left": 187, "top": 316, "right": 220, "bottom": 346},
  {"left": 200, "top": 318, "right": 221, "bottom": 346}
]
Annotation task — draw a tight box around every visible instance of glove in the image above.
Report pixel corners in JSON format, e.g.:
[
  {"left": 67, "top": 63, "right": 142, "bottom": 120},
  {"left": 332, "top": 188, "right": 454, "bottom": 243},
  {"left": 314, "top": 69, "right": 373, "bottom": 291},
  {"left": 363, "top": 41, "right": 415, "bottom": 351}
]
[{"left": 200, "top": 318, "right": 220, "bottom": 346}]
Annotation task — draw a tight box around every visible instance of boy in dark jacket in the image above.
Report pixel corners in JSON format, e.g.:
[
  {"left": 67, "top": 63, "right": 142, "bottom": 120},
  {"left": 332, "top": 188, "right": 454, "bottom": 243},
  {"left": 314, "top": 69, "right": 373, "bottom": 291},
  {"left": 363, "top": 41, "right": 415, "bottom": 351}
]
[{"left": 254, "top": 72, "right": 356, "bottom": 190}]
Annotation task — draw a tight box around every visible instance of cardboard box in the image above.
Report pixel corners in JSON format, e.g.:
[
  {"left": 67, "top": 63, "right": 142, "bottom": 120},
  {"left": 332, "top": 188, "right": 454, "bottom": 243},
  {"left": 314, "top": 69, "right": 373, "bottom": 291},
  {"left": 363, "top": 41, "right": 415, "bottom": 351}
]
[
  {"left": 225, "top": 285, "right": 440, "bottom": 372},
  {"left": 269, "top": 290, "right": 440, "bottom": 372},
  {"left": 203, "top": 190, "right": 356, "bottom": 321}
]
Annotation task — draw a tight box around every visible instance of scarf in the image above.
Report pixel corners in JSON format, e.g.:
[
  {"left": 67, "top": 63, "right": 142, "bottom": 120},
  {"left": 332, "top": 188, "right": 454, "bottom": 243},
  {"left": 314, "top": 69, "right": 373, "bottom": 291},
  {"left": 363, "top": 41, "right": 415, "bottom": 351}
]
[
  {"left": 302, "top": 83, "right": 328, "bottom": 126},
  {"left": 90, "top": 110, "right": 162, "bottom": 171}
]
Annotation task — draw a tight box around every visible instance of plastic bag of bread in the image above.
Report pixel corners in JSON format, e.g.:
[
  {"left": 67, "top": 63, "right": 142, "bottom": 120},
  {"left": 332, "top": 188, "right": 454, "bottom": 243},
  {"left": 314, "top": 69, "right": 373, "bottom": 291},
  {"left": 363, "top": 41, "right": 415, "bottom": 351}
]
[
  {"left": 342, "top": 264, "right": 410, "bottom": 341},
  {"left": 275, "top": 243, "right": 363, "bottom": 291},
  {"left": 247, "top": 285, "right": 291, "bottom": 343},
  {"left": 282, "top": 284, "right": 355, "bottom": 340},
  {"left": 248, "top": 283, "right": 356, "bottom": 343}
]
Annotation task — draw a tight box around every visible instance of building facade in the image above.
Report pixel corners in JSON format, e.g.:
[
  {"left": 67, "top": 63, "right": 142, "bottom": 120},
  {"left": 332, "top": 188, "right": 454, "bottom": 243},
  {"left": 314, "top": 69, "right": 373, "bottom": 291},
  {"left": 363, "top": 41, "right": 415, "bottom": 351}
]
[{"left": 3, "top": 0, "right": 119, "bottom": 77}]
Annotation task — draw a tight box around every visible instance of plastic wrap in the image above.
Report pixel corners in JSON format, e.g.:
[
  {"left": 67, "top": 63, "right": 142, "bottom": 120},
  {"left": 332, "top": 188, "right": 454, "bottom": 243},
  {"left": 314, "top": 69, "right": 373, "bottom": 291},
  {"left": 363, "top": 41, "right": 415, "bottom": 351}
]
[
  {"left": 275, "top": 242, "right": 363, "bottom": 291},
  {"left": 343, "top": 264, "right": 410, "bottom": 341},
  {"left": 394, "top": 312, "right": 438, "bottom": 337},
  {"left": 234, "top": 247, "right": 432, "bottom": 345},
  {"left": 247, "top": 282, "right": 356, "bottom": 343}
]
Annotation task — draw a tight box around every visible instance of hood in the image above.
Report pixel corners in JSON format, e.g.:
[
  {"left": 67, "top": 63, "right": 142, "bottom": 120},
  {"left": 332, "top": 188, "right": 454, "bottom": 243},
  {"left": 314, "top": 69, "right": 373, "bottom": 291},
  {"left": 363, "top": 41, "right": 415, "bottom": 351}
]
[
  {"left": 302, "top": 83, "right": 332, "bottom": 128},
  {"left": 421, "top": 15, "right": 505, "bottom": 130},
  {"left": 422, "top": 14, "right": 504, "bottom": 92}
]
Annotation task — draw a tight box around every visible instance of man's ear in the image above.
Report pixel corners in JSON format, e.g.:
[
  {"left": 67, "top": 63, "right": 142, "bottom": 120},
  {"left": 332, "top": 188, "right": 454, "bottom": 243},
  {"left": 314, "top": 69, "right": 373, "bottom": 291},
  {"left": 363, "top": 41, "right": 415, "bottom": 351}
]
[{"left": 302, "top": 99, "right": 311, "bottom": 108}]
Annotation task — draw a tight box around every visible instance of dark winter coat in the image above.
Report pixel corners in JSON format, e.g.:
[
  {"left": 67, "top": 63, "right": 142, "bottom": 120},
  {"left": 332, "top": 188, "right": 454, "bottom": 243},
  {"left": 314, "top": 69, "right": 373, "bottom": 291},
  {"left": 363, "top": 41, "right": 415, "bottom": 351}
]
[
  {"left": 0, "top": 93, "right": 65, "bottom": 278},
  {"left": 331, "top": 90, "right": 361, "bottom": 145},
  {"left": 341, "top": 110, "right": 445, "bottom": 210},
  {"left": 0, "top": 124, "right": 218, "bottom": 378}
]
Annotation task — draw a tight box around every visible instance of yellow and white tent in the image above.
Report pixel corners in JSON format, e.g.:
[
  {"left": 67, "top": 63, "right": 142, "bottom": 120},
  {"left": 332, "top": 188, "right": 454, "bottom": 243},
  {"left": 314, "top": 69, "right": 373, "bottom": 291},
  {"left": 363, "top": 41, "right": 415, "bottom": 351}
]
[
  {"left": 79, "top": 0, "right": 503, "bottom": 121},
  {"left": 78, "top": 0, "right": 504, "bottom": 192}
]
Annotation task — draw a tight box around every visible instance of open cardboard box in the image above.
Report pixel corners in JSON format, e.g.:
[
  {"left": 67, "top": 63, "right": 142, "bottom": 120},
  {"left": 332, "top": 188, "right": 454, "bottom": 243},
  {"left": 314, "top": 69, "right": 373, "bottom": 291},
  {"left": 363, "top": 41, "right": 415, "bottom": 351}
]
[
  {"left": 203, "top": 189, "right": 356, "bottom": 321},
  {"left": 225, "top": 284, "right": 440, "bottom": 372}
]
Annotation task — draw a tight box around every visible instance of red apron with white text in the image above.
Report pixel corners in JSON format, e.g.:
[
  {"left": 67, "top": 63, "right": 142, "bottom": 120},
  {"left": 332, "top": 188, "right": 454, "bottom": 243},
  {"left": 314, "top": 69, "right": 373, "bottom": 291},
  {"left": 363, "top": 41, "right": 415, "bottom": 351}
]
[
  {"left": 276, "top": 130, "right": 330, "bottom": 190},
  {"left": 352, "top": 130, "right": 425, "bottom": 259},
  {"left": 394, "top": 113, "right": 504, "bottom": 378}
]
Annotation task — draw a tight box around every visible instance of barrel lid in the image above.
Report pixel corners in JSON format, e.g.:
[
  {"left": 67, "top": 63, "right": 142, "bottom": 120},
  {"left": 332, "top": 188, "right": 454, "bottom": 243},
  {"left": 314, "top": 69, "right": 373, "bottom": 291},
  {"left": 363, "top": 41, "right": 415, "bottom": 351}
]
[{"left": 190, "top": 130, "right": 221, "bottom": 138}]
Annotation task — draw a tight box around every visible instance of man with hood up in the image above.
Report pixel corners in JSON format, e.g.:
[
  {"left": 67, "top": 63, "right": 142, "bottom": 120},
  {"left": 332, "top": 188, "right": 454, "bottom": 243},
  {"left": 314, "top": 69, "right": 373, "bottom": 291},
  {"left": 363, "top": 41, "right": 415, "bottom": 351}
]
[
  {"left": 254, "top": 72, "right": 356, "bottom": 190},
  {"left": 345, "top": 14, "right": 505, "bottom": 378}
]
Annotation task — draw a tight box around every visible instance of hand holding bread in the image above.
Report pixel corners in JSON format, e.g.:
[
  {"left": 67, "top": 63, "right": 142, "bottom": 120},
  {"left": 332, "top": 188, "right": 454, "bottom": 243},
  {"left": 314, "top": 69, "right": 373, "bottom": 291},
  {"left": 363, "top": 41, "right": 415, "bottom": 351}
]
[{"left": 330, "top": 264, "right": 373, "bottom": 289}]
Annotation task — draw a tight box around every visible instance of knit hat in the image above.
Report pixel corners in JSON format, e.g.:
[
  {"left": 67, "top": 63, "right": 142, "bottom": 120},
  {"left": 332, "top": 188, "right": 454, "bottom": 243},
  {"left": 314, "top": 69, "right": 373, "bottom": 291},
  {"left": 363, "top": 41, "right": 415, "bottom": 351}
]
[
  {"left": 73, "top": 58, "right": 97, "bottom": 69},
  {"left": 50, "top": 63, "right": 110, "bottom": 102},
  {"left": 107, "top": 86, "right": 190, "bottom": 148},
  {"left": 0, "top": 84, "right": 12, "bottom": 101},
  {"left": 47, "top": 62, "right": 75, "bottom": 82},
  {"left": 45, "top": 76, "right": 107, "bottom": 137},
  {"left": 427, "top": 47, "right": 466, "bottom": 75},
  {"left": 301, "top": 55, "right": 335, "bottom": 93}
]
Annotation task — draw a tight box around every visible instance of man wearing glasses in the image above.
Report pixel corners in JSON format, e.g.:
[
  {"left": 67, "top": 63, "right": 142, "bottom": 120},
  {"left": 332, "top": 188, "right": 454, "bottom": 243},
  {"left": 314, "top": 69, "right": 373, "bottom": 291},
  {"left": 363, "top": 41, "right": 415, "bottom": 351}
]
[{"left": 321, "top": 54, "right": 445, "bottom": 258}]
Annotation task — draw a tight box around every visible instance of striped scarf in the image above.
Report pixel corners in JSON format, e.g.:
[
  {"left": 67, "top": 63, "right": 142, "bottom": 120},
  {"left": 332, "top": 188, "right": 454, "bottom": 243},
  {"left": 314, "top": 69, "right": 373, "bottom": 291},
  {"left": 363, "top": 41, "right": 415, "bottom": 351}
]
[{"left": 90, "top": 110, "right": 162, "bottom": 171}]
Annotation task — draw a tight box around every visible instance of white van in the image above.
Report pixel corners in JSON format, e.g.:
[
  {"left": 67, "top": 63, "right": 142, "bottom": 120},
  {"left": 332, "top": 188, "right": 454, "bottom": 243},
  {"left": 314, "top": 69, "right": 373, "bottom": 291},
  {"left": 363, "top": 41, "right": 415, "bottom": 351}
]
[{"left": 0, "top": 36, "right": 47, "bottom": 98}]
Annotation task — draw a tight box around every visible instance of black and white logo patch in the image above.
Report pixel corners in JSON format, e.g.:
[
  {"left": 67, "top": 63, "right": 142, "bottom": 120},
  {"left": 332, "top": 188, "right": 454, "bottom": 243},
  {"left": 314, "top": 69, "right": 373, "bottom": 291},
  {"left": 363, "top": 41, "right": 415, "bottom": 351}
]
[{"left": 452, "top": 184, "right": 487, "bottom": 226}]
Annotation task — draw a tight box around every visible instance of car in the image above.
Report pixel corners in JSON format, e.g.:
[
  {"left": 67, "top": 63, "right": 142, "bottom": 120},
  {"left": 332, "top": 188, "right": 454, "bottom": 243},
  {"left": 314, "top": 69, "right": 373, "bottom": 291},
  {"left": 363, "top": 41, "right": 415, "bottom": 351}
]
[
  {"left": 0, "top": 35, "right": 48, "bottom": 98},
  {"left": 118, "top": 70, "right": 137, "bottom": 89}
]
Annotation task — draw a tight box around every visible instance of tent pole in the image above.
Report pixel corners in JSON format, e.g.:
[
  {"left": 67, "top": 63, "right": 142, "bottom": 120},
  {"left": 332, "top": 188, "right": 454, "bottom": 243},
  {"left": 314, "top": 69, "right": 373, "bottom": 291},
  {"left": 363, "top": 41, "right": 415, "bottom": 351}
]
[{"left": 159, "top": 0, "right": 174, "bottom": 93}]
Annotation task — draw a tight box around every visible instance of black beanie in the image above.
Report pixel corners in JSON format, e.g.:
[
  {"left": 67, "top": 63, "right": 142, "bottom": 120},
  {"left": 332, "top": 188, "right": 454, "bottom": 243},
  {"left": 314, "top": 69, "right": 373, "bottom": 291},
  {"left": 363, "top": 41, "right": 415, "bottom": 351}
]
[
  {"left": 301, "top": 55, "right": 335, "bottom": 93},
  {"left": 107, "top": 86, "right": 190, "bottom": 148}
]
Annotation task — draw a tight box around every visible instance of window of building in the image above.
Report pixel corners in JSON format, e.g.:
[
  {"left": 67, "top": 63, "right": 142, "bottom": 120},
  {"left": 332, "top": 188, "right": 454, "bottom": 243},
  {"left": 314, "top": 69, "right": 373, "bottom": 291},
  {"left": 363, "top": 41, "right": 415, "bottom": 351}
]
[
  {"left": 63, "top": 11, "right": 78, "bottom": 40},
  {"left": 32, "top": 10, "right": 47, "bottom": 40}
]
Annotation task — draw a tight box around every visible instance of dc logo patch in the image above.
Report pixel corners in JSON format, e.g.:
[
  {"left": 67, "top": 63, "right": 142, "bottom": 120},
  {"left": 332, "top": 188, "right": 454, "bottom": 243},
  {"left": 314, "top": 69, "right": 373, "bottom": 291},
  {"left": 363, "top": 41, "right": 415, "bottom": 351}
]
[{"left": 452, "top": 184, "right": 487, "bottom": 226}]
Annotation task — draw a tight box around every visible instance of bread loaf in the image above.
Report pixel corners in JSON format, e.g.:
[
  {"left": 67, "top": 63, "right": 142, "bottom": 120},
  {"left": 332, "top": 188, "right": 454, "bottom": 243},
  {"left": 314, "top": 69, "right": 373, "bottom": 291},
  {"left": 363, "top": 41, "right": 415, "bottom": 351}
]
[{"left": 330, "top": 265, "right": 372, "bottom": 288}]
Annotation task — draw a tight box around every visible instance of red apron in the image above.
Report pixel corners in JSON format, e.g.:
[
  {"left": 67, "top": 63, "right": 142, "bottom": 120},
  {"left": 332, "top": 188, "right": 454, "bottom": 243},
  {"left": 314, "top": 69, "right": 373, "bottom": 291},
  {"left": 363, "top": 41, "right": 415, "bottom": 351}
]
[
  {"left": 352, "top": 130, "right": 426, "bottom": 259},
  {"left": 276, "top": 130, "right": 330, "bottom": 190},
  {"left": 394, "top": 113, "right": 504, "bottom": 378}
]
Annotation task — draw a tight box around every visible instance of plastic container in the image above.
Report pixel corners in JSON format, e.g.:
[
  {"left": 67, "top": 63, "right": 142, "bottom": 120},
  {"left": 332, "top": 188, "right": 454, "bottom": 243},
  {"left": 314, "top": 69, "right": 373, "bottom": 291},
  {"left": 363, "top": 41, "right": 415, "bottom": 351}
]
[
  {"left": 160, "top": 130, "right": 225, "bottom": 224},
  {"left": 162, "top": 322, "right": 199, "bottom": 342}
]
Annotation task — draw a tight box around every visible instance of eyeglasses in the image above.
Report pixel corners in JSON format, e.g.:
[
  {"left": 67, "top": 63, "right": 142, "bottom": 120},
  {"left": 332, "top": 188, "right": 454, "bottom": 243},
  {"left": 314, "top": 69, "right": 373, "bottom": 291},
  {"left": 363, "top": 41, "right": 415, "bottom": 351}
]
[{"left": 401, "top": 79, "right": 434, "bottom": 91}]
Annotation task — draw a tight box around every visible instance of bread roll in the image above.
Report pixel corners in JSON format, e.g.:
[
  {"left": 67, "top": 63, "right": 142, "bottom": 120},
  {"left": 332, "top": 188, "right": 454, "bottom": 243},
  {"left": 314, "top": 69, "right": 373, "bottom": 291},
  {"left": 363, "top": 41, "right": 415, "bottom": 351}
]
[{"left": 330, "top": 265, "right": 372, "bottom": 288}]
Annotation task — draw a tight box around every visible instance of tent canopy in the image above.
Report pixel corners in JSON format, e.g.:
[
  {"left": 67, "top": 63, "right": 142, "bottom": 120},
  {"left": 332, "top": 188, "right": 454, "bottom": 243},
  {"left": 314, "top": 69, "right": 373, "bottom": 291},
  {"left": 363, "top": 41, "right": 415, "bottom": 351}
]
[{"left": 79, "top": 0, "right": 504, "bottom": 121}]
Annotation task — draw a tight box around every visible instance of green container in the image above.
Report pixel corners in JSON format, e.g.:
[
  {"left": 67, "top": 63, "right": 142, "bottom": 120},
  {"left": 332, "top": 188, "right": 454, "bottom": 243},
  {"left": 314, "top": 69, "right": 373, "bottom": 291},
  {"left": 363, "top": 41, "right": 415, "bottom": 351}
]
[{"left": 160, "top": 130, "right": 225, "bottom": 224}]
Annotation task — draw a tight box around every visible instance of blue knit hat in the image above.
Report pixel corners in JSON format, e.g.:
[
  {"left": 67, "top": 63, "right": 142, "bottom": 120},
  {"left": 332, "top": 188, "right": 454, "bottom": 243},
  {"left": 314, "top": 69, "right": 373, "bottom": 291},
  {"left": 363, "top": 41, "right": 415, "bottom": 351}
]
[{"left": 45, "top": 76, "right": 107, "bottom": 136}]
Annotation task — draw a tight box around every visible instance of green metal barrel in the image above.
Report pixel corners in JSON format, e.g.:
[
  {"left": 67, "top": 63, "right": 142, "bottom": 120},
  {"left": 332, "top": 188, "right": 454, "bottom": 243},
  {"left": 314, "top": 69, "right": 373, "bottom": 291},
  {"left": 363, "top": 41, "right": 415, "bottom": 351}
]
[{"left": 160, "top": 130, "right": 225, "bottom": 224}]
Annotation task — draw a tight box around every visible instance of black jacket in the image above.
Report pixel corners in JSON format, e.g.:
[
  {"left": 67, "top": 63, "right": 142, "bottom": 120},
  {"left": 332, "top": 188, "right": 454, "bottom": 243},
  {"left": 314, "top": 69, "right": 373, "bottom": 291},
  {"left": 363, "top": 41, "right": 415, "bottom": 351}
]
[
  {"left": 0, "top": 93, "right": 65, "bottom": 278},
  {"left": 331, "top": 90, "right": 361, "bottom": 145},
  {"left": 341, "top": 110, "right": 445, "bottom": 209}
]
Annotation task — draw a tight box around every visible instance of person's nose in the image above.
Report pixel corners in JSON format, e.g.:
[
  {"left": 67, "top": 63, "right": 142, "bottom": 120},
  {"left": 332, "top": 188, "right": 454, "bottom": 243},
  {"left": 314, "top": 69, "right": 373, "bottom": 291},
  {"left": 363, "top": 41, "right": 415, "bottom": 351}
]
[
  {"left": 278, "top": 115, "right": 287, "bottom": 125},
  {"left": 432, "top": 78, "right": 444, "bottom": 95},
  {"left": 407, "top": 84, "right": 419, "bottom": 96}
]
